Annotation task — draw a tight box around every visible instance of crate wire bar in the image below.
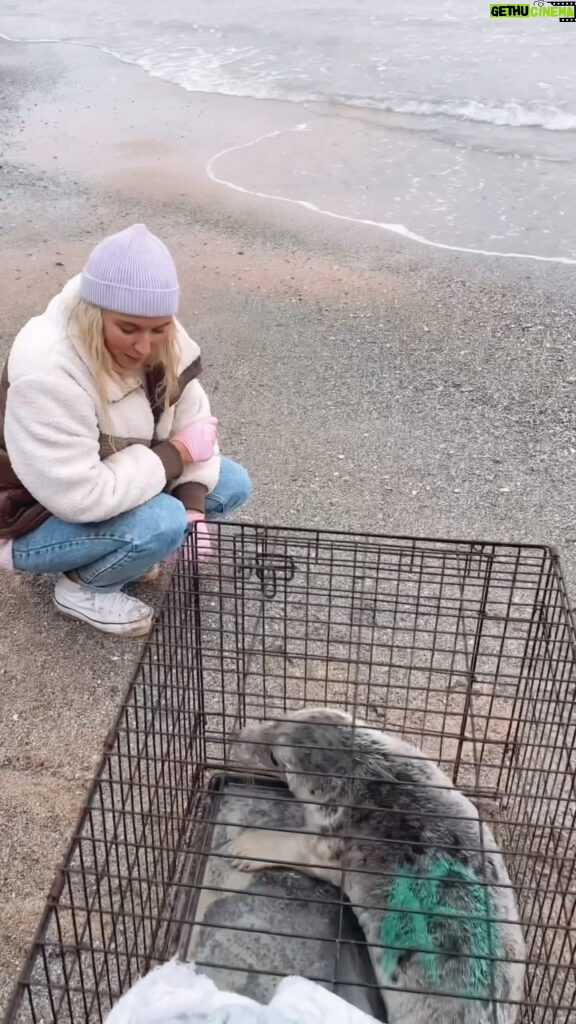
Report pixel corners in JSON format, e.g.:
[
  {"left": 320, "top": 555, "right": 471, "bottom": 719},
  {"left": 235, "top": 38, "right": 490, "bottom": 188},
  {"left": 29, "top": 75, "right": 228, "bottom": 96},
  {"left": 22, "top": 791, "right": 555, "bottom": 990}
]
[{"left": 4, "top": 524, "right": 576, "bottom": 1024}]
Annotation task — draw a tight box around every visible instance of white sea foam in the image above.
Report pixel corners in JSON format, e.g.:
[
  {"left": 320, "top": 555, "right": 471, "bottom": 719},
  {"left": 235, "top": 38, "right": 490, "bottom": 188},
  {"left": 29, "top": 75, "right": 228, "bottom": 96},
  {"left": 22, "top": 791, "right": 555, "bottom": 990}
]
[
  {"left": 113, "top": 47, "right": 576, "bottom": 133},
  {"left": 205, "top": 124, "right": 576, "bottom": 265},
  {"left": 138, "top": 57, "right": 576, "bottom": 131},
  {"left": 2, "top": 31, "right": 575, "bottom": 132},
  {"left": 335, "top": 96, "right": 576, "bottom": 132}
]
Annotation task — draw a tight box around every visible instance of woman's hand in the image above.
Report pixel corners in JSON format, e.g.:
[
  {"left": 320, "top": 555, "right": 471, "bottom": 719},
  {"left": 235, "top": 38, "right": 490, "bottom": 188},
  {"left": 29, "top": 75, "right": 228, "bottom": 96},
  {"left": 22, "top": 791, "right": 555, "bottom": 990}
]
[
  {"left": 170, "top": 416, "right": 219, "bottom": 465},
  {"left": 186, "top": 509, "right": 212, "bottom": 561},
  {"left": 165, "top": 510, "right": 212, "bottom": 565}
]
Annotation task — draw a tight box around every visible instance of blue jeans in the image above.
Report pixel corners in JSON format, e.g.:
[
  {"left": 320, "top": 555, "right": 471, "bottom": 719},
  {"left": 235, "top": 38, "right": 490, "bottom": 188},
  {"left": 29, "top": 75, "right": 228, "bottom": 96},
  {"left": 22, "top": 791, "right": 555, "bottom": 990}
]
[{"left": 12, "top": 457, "right": 252, "bottom": 592}]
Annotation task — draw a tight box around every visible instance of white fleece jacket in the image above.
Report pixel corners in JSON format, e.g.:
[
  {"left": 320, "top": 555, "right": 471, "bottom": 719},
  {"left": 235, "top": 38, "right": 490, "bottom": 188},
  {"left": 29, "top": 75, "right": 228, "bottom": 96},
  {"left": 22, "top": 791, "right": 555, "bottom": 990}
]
[{"left": 3, "top": 276, "right": 220, "bottom": 526}]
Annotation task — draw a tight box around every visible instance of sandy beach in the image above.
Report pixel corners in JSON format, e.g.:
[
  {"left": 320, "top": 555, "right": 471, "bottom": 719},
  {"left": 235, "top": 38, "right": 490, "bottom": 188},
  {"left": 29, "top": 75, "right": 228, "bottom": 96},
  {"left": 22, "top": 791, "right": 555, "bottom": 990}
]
[{"left": 1, "top": 35, "right": 576, "bottom": 1013}]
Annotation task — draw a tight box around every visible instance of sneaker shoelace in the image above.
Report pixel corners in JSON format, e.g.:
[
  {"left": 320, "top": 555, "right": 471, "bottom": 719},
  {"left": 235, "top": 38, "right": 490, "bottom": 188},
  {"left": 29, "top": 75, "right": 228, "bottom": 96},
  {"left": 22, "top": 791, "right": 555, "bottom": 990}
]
[{"left": 83, "top": 586, "right": 144, "bottom": 618}]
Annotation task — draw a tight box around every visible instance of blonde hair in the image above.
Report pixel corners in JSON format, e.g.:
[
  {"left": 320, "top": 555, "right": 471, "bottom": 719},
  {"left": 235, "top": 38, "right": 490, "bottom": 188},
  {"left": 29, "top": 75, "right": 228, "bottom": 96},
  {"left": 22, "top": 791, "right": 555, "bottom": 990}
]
[{"left": 68, "top": 299, "right": 180, "bottom": 413}]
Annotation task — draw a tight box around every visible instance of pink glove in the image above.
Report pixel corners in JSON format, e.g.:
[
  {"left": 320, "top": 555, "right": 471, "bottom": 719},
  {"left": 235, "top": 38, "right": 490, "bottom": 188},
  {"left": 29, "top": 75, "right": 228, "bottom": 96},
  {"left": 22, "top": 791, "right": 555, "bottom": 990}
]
[
  {"left": 166, "top": 512, "right": 212, "bottom": 566},
  {"left": 172, "top": 416, "right": 219, "bottom": 463},
  {"left": 186, "top": 510, "right": 212, "bottom": 562}
]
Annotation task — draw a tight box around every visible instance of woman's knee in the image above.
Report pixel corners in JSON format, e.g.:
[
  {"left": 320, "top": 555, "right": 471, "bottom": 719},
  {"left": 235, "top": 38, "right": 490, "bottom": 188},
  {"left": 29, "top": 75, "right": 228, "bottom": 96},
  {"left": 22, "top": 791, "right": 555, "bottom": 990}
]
[
  {"left": 133, "top": 494, "right": 187, "bottom": 555},
  {"left": 209, "top": 460, "right": 253, "bottom": 516},
  {"left": 231, "top": 464, "right": 253, "bottom": 506}
]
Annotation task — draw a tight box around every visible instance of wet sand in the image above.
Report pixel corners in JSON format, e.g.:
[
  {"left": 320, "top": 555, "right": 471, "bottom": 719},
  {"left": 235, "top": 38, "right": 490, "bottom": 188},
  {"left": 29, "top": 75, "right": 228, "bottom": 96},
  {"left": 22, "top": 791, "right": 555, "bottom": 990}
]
[{"left": 1, "top": 37, "right": 576, "bottom": 1014}]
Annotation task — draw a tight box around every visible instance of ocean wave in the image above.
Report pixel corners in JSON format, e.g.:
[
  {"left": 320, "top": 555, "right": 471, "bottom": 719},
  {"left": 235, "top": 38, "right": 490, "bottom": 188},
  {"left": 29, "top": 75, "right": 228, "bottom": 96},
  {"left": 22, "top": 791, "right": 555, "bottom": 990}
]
[
  {"left": 129, "top": 54, "right": 576, "bottom": 132},
  {"left": 116, "top": 52, "right": 576, "bottom": 132},
  {"left": 354, "top": 97, "right": 576, "bottom": 131},
  {"left": 2, "top": 32, "right": 575, "bottom": 132}
]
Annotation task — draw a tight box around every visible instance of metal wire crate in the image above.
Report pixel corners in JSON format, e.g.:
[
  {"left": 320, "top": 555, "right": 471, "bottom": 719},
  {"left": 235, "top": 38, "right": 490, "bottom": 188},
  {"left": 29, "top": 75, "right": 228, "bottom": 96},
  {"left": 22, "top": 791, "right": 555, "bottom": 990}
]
[{"left": 4, "top": 524, "right": 576, "bottom": 1024}]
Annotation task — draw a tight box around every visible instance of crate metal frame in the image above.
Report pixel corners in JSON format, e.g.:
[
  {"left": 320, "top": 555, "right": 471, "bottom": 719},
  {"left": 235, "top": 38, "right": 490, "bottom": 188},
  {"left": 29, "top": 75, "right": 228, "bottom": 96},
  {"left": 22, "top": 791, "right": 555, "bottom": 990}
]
[{"left": 4, "top": 523, "right": 576, "bottom": 1024}]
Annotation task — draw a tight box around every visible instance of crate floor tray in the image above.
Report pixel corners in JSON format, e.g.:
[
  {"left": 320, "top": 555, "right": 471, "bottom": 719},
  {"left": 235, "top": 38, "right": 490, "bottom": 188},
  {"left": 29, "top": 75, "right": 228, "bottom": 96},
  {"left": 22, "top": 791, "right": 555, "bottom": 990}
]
[{"left": 174, "top": 772, "right": 387, "bottom": 1021}]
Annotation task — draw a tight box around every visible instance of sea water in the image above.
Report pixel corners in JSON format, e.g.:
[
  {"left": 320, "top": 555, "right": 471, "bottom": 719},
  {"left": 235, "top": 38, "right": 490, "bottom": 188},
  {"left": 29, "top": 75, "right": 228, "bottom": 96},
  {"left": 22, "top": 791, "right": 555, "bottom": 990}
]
[{"left": 2, "top": 0, "right": 575, "bottom": 261}]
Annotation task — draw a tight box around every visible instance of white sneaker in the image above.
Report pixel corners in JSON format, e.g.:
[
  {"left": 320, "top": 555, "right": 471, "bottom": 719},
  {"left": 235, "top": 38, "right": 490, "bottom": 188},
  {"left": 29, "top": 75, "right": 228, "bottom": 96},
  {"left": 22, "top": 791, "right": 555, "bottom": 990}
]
[{"left": 54, "top": 574, "right": 153, "bottom": 637}]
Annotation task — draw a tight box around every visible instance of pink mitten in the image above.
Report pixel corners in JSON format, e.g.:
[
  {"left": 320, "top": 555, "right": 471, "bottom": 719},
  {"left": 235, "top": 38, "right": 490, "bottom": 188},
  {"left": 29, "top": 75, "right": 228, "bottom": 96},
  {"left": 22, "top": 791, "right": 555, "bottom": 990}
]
[
  {"left": 186, "top": 510, "right": 212, "bottom": 562},
  {"left": 173, "top": 416, "right": 219, "bottom": 463}
]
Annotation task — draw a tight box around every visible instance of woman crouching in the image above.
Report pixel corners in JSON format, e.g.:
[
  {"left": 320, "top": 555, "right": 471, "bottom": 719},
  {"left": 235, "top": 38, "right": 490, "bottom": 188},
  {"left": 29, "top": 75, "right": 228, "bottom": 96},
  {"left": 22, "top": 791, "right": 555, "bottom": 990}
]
[{"left": 0, "top": 223, "right": 252, "bottom": 636}]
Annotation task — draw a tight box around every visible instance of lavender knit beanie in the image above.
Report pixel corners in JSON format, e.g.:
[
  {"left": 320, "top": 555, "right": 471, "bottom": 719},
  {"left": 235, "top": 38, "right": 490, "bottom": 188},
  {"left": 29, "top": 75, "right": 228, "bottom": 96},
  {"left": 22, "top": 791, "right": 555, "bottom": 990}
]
[{"left": 79, "top": 223, "right": 179, "bottom": 316}]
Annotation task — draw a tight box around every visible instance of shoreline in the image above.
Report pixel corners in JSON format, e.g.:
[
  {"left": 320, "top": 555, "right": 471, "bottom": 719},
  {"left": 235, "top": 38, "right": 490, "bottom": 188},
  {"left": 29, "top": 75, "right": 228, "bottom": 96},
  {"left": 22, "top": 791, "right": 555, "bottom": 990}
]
[
  {"left": 1, "top": 33, "right": 576, "bottom": 1015},
  {"left": 3, "top": 38, "right": 576, "bottom": 270}
]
